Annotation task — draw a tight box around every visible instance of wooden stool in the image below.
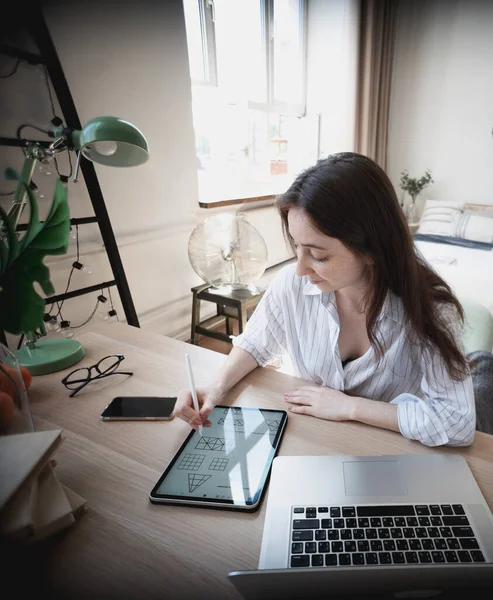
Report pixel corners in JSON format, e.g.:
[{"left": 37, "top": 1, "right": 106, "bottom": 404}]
[{"left": 190, "top": 284, "right": 265, "bottom": 345}]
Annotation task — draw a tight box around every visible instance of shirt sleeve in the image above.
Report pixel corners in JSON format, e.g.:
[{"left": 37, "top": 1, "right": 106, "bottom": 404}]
[
  {"left": 232, "top": 269, "right": 288, "bottom": 367},
  {"left": 390, "top": 312, "right": 476, "bottom": 447}
]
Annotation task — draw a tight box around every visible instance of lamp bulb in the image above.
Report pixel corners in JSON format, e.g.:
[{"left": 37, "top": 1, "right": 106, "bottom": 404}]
[
  {"left": 72, "top": 261, "right": 93, "bottom": 276},
  {"left": 69, "top": 227, "right": 78, "bottom": 241},
  {"left": 98, "top": 310, "right": 110, "bottom": 322},
  {"left": 46, "top": 317, "right": 60, "bottom": 333},
  {"left": 60, "top": 320, "right": 74, "bottom": 339},
  {"left": 92, "top": 141, "right": 118, "bottom": 157},
  {"left": 35, "top": 189, "right": 45, "bottom": 199},
  {"left": 81, "top": 264, "right": 94, "bottom": 276},
  {"left": 38, "top": 164, "right": 53, "bottom": 176},
  {"left": 107, "top": 309, "right": 118, "bottom": 324}
]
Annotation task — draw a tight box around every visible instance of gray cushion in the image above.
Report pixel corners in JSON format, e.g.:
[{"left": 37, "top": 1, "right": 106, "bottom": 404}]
[
  {"left": 468, "top": 351, "right": 493, "bottom": 435},
  {"left": 459, "top": 297, "right": 493, "bottom": 354}
]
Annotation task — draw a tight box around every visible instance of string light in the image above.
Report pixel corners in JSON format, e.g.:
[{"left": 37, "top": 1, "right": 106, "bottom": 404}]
[
  {"left": 108, "top": 286, "right": 119, "bottom": 322},
  {"left": 53, "top": 223, "right": 80, "bottom": 320},
  {"left": 38, "top": 162, "right": 53, "bottom": 176},
  {"left": 0, "top": 58, "right": 20, "bottom": 78},
  {"left": 29, "top": 181, "right": 45, "bottom": 199},
  {"left": 45, "top": 282, "right": 119, "bottom": 338},
  {"left": 48, "top": 225, "right": 99, "bottom": 334},
  {"left": 97, "top": 294, "right": 110, "bottom": 320},
  {"left": 8, "top": 57, "right": 123, "bottom": 341},
  {"left": 72, "top": 260, "right": 94, "bottom": 276},
  {"left": 106, "top": 309, "right": 118, "bottom": 323},
  {"left": 30, "top": 181, "right": 45, "bottom": 200},
  {"left": 59, "top": 320, "right": 74, "bottom": 338},
  {"left": 71, "top": 297, "right": 100, "bottom": 330},
  {"left": 43, "top": 313, "right": 60, "bottom": 333}
]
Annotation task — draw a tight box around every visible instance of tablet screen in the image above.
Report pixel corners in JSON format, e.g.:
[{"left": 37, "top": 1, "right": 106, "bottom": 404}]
[{"left": 150, "top": 406, "right": 287, "bottom": 509}]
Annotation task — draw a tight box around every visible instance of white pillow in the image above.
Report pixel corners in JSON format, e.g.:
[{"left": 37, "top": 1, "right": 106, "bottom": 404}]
[
  {"left": 456, "top": 212, "right": 493, "bottom": 243},
  {"left": 417, "top": 200, "right": 464, "bottom": 236}
]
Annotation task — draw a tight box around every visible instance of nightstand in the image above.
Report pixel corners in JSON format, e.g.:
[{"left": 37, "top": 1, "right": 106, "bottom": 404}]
[{"left": 190, "top": 284, "right": 265, "bottom": 345}]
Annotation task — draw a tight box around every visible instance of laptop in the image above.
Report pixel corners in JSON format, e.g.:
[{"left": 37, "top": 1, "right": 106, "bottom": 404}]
[{"left": 228, "top": 454, "right": 493, "bottom": 599}]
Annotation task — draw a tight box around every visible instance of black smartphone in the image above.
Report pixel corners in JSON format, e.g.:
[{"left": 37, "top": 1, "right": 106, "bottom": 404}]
[{"left": 101, "top": 396, "right": 177, "bottom": 421}]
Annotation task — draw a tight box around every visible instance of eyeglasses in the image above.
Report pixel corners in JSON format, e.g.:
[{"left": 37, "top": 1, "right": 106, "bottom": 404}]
[{"left": 61, "top": 354, "right": 133, "bottom": 397}]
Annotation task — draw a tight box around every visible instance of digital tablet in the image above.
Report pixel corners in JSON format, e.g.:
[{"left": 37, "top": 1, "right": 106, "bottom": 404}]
[{"left": 149, "top": 405, "right": 288, "bottom": 511}]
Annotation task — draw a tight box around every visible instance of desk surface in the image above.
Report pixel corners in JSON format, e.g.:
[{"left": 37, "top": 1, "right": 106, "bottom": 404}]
[{"left": 27, "top": 323, "right": 493, "bottom": 599}]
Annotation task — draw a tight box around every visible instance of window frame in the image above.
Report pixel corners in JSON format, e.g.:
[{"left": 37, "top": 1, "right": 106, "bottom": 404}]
[
  {"left": 194, "top": 0, "right": 307, "bottom": 117},
  {"left": 201, "top": 0, "right": 218, "bottom": 86}
]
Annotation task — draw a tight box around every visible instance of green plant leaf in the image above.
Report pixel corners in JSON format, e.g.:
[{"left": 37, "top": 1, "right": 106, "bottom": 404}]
[
  {"left": 0, "top": 216, "right": 8, "bottom": 273},
  {"left": 0, "top": 174, "right": 70, "bottom": 335},
  {"left": 399, "top": 170, "right": 433, "bottom": 195},
  {"left": 0, "top": 203, "right": 20, "bottom": 274}
]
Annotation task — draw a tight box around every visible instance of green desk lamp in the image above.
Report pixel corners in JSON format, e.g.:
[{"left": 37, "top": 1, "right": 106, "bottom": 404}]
[{"left": 1, "top": 116, "right": 149, "bottom": 376}]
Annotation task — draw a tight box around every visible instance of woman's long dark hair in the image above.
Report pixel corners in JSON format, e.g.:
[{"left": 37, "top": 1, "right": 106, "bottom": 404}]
[{"left": 276, "top": 152, "right": 468, "bottom": 380}]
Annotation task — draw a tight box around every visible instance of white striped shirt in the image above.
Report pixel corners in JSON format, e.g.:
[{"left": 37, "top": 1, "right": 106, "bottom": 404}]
[{"left": 233, "top": 264, "right": 475, "bottom": 447}]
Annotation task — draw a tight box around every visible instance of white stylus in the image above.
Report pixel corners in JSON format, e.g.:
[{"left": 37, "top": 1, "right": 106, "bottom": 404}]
[{"left": 185, "top": 353, "right": 203, "bottom": 436}]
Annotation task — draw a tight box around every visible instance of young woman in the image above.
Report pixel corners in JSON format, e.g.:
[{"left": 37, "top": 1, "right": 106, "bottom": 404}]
[{"left": 175, "top": 152, "right": 475, "bottom": 447}]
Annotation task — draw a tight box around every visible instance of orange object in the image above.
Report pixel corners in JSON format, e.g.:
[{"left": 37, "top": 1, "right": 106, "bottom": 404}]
[
  {"left": 0, "top": 363, "right": 27, "bottom": 399},
  {"left": 20, "top": 365, "right": 32, "bottom": 390},
  {"left": 0, "top": 391, "right": 15, "bottom": 426}
]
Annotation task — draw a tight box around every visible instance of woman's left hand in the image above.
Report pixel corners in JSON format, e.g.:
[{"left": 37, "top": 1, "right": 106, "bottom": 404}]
[{"left": 284, "top": 386, "right": 355, "bottom": 422}]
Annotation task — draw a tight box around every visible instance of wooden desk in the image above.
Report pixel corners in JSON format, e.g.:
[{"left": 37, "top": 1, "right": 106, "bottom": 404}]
[{"left": 23, "top": 323, "right": 493, "bottom": 599}]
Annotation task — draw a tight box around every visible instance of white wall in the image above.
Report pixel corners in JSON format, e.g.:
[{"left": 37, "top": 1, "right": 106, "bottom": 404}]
[
  {"left": 388, "top": 0, "right": 493, "bottom": 211},
  {"left": 43, "top": 0, "right": 207, "bottom": 337}
]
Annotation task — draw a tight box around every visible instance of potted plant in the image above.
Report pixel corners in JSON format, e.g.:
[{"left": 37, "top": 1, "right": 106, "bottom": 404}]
[
  {"left": 0, "top": 167, "right": 70, "bottom": 433},
  {"left": 399, "top": 169, "right": 434, "bottom": 225}
]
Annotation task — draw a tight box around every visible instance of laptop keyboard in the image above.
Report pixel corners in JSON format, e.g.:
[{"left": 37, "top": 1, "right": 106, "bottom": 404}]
[{"left": 290, "top": 504, "right": 487, "bottom": 568}]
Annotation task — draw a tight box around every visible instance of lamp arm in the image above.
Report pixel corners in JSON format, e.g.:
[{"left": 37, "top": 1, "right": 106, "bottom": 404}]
[
  {"left": 7, "top": 154, "right": 38, "bottom": 229},
  {"left": 50, "top": 126, "right": 82, "bottom": 183},
  {"left": 51, "top": 126, "right": 79, "bottom": 151},
  {"left": 6, "top": 139, "right": 72, "bottom": 227},
  {"left": 73, "top": 151, "right": 82, "bottom": 183}
]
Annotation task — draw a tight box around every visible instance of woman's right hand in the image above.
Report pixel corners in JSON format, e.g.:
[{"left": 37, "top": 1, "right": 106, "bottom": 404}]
[{"left": 173, "top": 385, "right": 224, "bottom": 430}]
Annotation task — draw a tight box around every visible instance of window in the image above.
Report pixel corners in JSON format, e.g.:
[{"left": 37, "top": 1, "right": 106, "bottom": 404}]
[{"left": 183, "top": 0, "right": 311, "bottom": 201}]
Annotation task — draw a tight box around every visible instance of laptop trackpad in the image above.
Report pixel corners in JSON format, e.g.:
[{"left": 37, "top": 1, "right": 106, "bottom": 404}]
[{"left": 343, "top": 460, "right": 408, "bottom": 496}]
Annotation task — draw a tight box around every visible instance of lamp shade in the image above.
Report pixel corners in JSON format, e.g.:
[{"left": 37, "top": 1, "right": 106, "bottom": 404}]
[{"left": 72, "top": 116, "right": 149, "bottom": 167}]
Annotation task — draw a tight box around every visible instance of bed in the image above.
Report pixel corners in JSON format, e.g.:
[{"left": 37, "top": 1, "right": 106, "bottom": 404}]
[{"left": 414, "top": 234, "right": 493, "bottom": 352}]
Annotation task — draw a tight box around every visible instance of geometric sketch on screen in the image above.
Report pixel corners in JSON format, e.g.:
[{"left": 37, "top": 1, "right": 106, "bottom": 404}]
[
  {"left": 208, "top": 457, "right": 229, "bottom": 471},
  {"left": 195, "top": 436, "right": 233, "bottom": 453},
  {"left": 218, "top": 417, "right": 244, "bottom": 427},
  {"left": 177, "top": 453, "right": 205, "bottom": 471},
  {"left": 188, "top": 473, "right": 212, "bottom": 492},
  {"left": 222, "top": 407, "right": 242, "bottom": 416},
  {"left": 266, "top": 420, "right": 280, "bottom": 433}
]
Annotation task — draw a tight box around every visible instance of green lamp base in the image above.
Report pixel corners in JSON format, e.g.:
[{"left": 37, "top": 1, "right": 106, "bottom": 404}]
[{"left": 16, "top": 338, "right": 86, "bottom": 376}]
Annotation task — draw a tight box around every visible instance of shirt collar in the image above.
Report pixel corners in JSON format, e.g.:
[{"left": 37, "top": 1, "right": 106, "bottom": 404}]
[
  {"left": 377, "top": 292, "right": 405, "bottom": 325},
  {"left": 302, "top": 279, "right": 338, "bottom": 324},
  {"left": 302, "top": 277, "right": 404, "bottom": 325},
  {"left": 303, "top": 279, "right": 324, "bottom": 296}
]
